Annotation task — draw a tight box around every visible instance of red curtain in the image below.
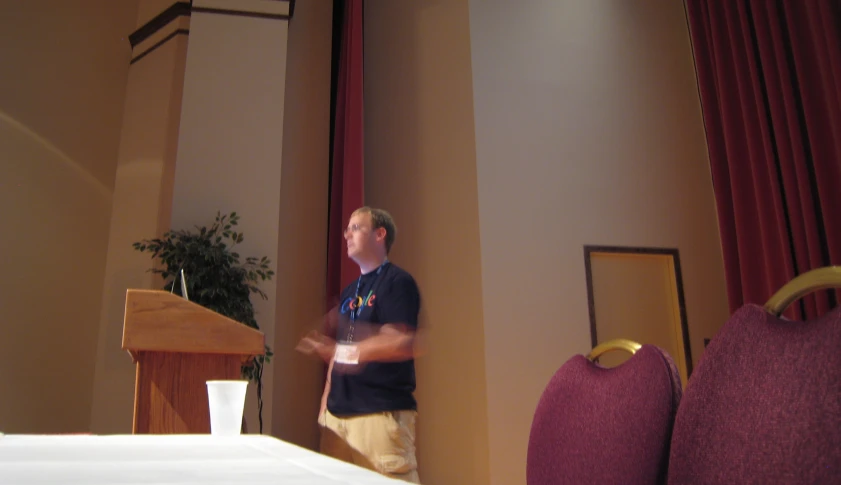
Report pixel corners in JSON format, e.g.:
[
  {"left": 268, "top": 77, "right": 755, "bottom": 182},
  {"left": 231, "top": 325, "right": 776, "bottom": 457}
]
[
  {"left": 326, "top": 0, "right": 365, "bottom": 319},
  {"left": 686, "top": 0, "right": 841, "bottom": 320}
]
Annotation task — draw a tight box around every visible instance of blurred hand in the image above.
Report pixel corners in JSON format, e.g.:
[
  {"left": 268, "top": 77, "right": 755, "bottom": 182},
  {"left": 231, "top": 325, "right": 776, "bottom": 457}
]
[{"left": 295, "top": 330, "right": 335, "bottom": 363}]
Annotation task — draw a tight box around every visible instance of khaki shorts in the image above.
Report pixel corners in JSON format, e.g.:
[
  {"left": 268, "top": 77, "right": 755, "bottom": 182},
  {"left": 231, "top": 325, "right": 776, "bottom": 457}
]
[{"left": 319, "top": 409, "right": 420, "bottom": 483}]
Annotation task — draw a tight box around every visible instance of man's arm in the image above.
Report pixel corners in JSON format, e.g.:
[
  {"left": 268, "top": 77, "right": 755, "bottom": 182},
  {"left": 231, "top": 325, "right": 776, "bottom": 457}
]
[
  {"left": 295, "top": 306, "right": 340, "bottom": 363},
  {"left": 357, "top": 323, "right": 417, "bottom": 363},
  {"left": 297, "top": 323, "right": 416, "bottom": 369}
]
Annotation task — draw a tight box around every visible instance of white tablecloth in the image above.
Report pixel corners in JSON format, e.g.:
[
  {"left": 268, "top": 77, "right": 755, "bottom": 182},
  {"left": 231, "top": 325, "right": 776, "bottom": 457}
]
[{"left": 0, "top": 434, "right": 404, "bottom": 484}]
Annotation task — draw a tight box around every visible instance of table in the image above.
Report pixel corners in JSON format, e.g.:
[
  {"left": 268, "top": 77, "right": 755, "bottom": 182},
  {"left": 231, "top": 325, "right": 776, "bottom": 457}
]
[{"left": 0, "top": 434, "right": 405, "bottom": 484}]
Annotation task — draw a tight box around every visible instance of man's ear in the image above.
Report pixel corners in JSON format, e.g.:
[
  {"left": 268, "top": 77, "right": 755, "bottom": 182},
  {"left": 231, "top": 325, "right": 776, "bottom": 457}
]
[{"left": 375, "top": 227, "right": 387, "bottom": 242}]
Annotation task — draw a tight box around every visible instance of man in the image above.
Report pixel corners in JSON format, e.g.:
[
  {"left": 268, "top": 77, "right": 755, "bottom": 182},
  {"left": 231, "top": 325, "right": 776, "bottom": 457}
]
[{"left": 296, "top": 206, "right": 422, "bottom": 483}]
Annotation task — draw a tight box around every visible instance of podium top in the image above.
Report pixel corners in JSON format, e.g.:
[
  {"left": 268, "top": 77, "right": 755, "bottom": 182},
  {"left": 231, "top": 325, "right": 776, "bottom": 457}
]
[{"left": 122, "top": 289, "right": 265, "bottom": 357}]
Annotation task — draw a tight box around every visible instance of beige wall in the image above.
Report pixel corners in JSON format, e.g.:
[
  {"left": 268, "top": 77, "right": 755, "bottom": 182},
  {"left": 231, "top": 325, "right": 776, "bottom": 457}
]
[
  {"left": 365, "top": 0, "right": 730, "bottom": 483},
  {"left": 470, "top": 1, "right": 729, "bottom": 484},
  {"left": 136, "top": 0, "right": 177, "bottom": 28},
  {"left": 364, "top": 2, "right": 492, "bottom": 484},
  {"left": 89, "top": 4, "right": 189, "bottom": 433},
  {"left": 271, "top": 0, "right": 333, "bottom": 450},
  {"left": 0, "top": 0, "right": 139, "bottom": 432}
]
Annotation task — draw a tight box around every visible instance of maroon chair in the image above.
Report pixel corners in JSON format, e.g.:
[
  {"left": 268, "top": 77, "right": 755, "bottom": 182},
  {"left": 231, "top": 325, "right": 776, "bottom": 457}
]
[
  {"left": 527, "top": 343, "right": 683, "bottom": 485},
  {"left": 667, "top": 303, "right": 841, "bottom": 484}
]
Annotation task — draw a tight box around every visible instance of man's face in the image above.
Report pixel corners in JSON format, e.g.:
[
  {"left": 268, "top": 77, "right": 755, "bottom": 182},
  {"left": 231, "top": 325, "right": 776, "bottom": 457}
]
[{"left": 344, "top": 212, "right": 383, "bottom": 260}]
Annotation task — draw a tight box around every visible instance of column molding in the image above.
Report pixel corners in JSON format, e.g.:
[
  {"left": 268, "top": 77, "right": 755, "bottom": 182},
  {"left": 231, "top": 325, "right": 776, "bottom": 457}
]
[
  {"left": 128, "top": 0, "right": 296, "bottom": 65},
  {"left": 192, "top": 0, "right": 293, "bottom": 21},
  {"left": 129, "top": 2, "right": 191, "bottom": 65}
]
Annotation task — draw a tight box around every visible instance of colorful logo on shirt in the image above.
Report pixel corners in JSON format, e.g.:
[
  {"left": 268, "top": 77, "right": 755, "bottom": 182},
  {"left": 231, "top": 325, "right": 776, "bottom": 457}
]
[{"left": 341, "top": 290, "right": 376, "bottom": 314}]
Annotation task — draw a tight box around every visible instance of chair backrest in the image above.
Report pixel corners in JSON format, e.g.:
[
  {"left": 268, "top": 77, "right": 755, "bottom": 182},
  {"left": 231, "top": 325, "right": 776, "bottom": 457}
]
[
  {"left": 527, "top": 344, "right": 683, "bottom": 485},
  {"left": 667, "top": 303, "right": 841, "bottom": 484}
]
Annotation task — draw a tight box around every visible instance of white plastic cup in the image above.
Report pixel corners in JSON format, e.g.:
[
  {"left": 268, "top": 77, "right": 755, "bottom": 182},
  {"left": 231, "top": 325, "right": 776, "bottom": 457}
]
[{"left": 206, "top": 380, "right": 248, "bottom": 436}]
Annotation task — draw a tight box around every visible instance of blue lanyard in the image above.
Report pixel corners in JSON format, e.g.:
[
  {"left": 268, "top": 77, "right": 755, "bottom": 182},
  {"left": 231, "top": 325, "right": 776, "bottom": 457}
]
[
  {"left": 347, "top": 259, "right": 388, "bottom": 342},
  {"left": 351, "top": 259, "right": 388, "bottom": 321}
]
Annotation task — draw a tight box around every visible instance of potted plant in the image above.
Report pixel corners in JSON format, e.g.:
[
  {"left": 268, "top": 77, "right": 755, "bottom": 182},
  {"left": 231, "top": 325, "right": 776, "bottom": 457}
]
[{"left": 132, "top": 211, "right": 274, "bottom": 433}]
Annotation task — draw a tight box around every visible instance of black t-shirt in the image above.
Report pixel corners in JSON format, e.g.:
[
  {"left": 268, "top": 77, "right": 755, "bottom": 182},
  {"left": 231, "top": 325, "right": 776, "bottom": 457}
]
[{"left": 327, "top": 262, "right": 421, "bottom": 416}]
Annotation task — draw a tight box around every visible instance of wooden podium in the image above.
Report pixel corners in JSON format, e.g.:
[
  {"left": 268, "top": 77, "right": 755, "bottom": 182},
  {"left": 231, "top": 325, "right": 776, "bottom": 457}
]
[{"left": 122, "top": 289, "right": 265, "bottom": 434}]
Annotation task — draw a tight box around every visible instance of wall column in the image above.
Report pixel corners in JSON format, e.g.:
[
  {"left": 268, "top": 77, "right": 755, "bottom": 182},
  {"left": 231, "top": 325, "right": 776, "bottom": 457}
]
[
  {"left": 90, "top": 1, "right": 191, "bottom": 433},
  {"left": 168, "top": 0, "right": 293, "bottom": 434},
  {"left": 91, "top": 0, "right": 332, "bottom": 446}
]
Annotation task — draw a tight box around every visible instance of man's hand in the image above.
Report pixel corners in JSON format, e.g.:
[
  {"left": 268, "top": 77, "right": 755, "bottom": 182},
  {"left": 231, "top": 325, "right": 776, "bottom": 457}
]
[{"left": 295, "top": 330, "right": 336, "bottom": 363}]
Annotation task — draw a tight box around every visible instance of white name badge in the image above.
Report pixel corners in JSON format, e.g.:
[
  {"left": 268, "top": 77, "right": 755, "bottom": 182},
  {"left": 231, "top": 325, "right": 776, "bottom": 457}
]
[{"left": 334, "top": 343, "right": 360, "bottom": 365}]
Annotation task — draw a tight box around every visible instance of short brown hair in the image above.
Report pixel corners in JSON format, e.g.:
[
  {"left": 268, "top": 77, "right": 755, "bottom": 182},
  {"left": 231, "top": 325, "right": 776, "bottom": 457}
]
[{"left": 353, "top": 206, "right": 397, "bottom": 253}]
